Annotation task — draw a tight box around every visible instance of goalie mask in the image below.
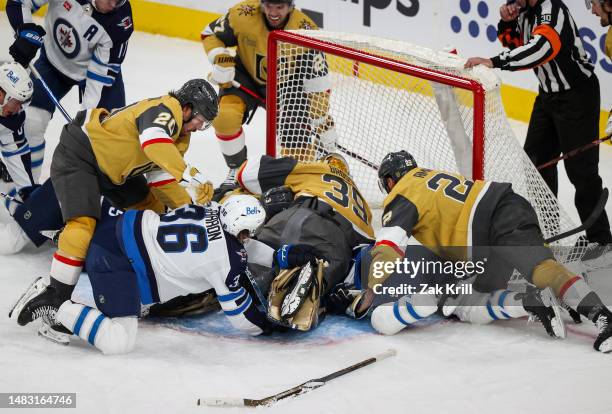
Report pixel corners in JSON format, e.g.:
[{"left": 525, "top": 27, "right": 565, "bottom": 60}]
[
  {"left": 0, "top": 63, "right": 33, "bottom": 113},
  {"left": 220, "top": 195, "right": 266, "bottom": 238},
  {"left": 378, "top": 150, "right": 417, "bottom": 194},
  {"left": 319, "top": 152, "right": 351, "bottom": 177}
]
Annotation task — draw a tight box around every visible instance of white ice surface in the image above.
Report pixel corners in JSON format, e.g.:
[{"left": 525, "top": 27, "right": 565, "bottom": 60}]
[{"left": 2, "top": 13, "right": 612, "bottom": 414}]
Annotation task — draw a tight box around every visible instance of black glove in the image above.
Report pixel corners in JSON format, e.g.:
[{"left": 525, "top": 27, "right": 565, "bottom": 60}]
[
  {"left": 325, "top": 283, "right": 357, "bottom": 314},
  {"left": 274, "top": 244, "right": 319, "bottom": 269},
  {"left": 18, "top": 184, "right": 41, "bottom": 202},
  {"left": 9, "top": 23, "right": 46, "bottom": 68}
]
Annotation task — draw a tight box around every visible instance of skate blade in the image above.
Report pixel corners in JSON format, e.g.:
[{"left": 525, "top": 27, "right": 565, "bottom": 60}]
[
  {"left": 281, "top": 265, "right": 314, "bottom": 318},
  {"left": 541, "top": 287, "right": 567, "bottom": 339},
  {"left": 8, "top": 277, "right": 44, "bottom": 322},
  {"left": 38, "top": 322, "right": 70, "bottom": 346}
]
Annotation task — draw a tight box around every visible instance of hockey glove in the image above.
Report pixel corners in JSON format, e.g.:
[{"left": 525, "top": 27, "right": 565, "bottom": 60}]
[
  {"left": 181, "top": 164, "right": 214, "bottom": 205},
  {"left": 325, "top": 283, "right": 358, "bottom": 315},
  {"left": 208, "top": 47, "right": 235, "bottom": 88},
  {"left": 274, "top": 244, "right": 319, "bottom": 269},
  {"left": 606, "top": 111, "right": 612, "bottom": 137},
  {"left": 10, "top": 23, "right": 46, "bottom": 68}
]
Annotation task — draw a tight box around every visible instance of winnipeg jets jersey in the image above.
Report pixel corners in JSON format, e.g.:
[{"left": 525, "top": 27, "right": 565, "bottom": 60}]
[
  {"left": 119, "top": 203, "right": 267, "bottom": 335},
  {"left": 0, "top": 111, "right": 34, "bottom": 189},
  {"left": 7, "top": 0, "right": 134, "bottom": 108}
]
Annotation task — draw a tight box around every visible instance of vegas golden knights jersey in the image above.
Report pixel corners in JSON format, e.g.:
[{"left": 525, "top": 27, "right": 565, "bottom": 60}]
[
  {"left": 201, "top": 0, "right": 318, "bottom": 85},
  {"left": 378, "top": 168, "right": 511, "bottom": 260},
  {"left": 84, "top": 95, "right": 190, "bottom": 186},
  {"left": 238, "top": 155, "right": 374, "bottom": 246}
]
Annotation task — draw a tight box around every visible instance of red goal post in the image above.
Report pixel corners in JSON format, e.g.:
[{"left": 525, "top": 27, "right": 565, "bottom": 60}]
[
  {"left": 266, "top": 29, "right": 486, "bottom": 180},
  {"left": 265, "top": 29, "right": 582, "bottom": 260}
]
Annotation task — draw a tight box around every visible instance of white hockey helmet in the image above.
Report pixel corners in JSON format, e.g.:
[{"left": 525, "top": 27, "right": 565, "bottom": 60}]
[
  {"left": 220, "top": 194, "right": 266, "bottom": 238},
  {"left": 0, "top": 63, "right": 33, "bottom": 110}
]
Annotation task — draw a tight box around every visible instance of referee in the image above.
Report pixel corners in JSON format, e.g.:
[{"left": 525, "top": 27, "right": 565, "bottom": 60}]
[{"left": 466, "top": 0, "right": 612, "bottom": 247}]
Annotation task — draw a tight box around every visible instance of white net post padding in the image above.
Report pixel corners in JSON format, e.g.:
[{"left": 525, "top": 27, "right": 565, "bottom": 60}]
[{"left": 267, "top": 30, "right": 584, "bottom": 264}]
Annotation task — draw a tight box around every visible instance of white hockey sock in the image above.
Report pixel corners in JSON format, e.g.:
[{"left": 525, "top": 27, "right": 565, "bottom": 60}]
[
  {"left": 371, "top": 293, "right": 438, "bottom": 335},
  {"left": 56, "top": 301, "right": 138, "bottom": 355},
  {"left": 216, "top": 128, "right": 245, "bottom": 159},
  {"left": 50, "top": 253, "right": 84, "bottom": 286},
  {"left": 486, "top": 290, "right": 528, "bottom": 320},
  {"left": 559, "top": 276, "right": 593, "bottom": 311},
  {"left": 24, "top": 106, "right": 51, "bottom": 182}
]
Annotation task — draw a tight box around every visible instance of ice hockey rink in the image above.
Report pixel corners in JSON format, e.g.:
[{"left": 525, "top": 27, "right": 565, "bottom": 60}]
[{"left": 2, "top": 12, "right": 612, "bottom": 413}]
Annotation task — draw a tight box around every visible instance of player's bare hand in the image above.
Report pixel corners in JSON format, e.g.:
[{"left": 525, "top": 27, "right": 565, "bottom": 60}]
[
  {"left": 464, "top": 57, "right": 493, "bottom": 69},
  {"left": 500, "top": 3, "right": 520, "bottom": 22}
]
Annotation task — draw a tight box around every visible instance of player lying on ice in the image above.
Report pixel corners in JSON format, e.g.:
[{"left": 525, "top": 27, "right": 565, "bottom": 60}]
[
  {"left": 9, "top": 194, "right": 323, "bottom": 354},
  {"left": 228, "top": 152, "right": 375, "bottom": 330},
  {"left": 337, "top": 151, "right": 612, "bottom": 353}
]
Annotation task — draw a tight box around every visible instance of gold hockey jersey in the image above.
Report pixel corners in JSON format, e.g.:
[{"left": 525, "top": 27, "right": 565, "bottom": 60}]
[
  {"left": 238, "top": 155, "right": 374, "bottom": 246},
  {"left": 201, "top": 0, "right": 318, "bottom": 85},
  {"left": 84, "top": 95, "right": 190, "bottom": 186},
  {"left": 378, "top": 168, "right": 511, "bottom": 260}
]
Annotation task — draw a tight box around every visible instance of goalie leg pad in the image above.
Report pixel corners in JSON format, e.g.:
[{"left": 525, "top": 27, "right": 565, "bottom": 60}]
[{"left": 268, "top": 260, "right": 326, "bottom": 331}]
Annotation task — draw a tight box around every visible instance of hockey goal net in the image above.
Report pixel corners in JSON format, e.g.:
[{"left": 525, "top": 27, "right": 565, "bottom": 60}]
[{"left": 266, "top": 30, "right": 582, "bottom": 260}]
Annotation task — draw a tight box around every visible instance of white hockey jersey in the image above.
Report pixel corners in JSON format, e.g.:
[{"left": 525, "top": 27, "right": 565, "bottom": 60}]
[
  {"left": 0, "top": 111, "right": 34, "bottom": 189},
  {"left": 7, "top": 0, "right": 133, "bottom": 108},
  {"left": 118, "top": 204, "right": 267, "bottom": 335}
]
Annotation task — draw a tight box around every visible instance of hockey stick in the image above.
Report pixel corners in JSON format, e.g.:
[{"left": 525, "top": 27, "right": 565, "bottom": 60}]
[
  {"left": 544, "top": 188, "right": 609, "bottom": 244},
  {"left": 0, "top": 191, "right": 23, "bottom": 205},
  {"left": 198, "top": 348, "right": 397, "bottom": 407},
  {"left": 231, "top": 80, "right": 265, "bottom": 105},
  {"left": 28, "top": 64, "right": 73, "bottom": 123},
  {"left": 537, "top": 135, "right": 611, "bottom": 171}
]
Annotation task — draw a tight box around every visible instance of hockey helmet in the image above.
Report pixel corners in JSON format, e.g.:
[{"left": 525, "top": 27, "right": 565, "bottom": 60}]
[
  {"left": 220, "top": 195, "right": 266, "bottom": 238},
  {"left": 0, "top": 63, "right": 33, "bottom": 111},
  {"left": 261, "top": 0, "right": 295, "bottom": 6},
  {"left": 91, "top": 0, "right": 128, "bottom": 12},
  {"left": 319, "top": 152, "right": 351, "bottom": 177},
  {"left": 171, "top": 79, "right": 219, "bottom": 126},
  {"left": 377, "top": 150, "right": 417, "bottom": 194}
]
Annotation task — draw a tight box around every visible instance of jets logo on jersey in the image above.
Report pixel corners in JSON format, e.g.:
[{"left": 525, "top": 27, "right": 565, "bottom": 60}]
[
  {"left": 54, "top": 18, "right": 81, "bottom": 59},
  {"left": 117, "top": 17, "right": 133, "bottom": 31}
]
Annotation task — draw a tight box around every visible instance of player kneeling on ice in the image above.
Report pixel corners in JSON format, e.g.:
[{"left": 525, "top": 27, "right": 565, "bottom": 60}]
[
  {"left": 327, "top": 244, "right": 566, "bottom": 339},
  {"left": 9, "top": 195, "right": 315, "bottom": 354},
  {"left": 347, "top": 151, "right": 612, "bottom": 352}
]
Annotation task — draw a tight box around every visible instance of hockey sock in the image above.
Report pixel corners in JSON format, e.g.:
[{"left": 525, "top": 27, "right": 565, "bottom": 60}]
[
  {"left": 371, "top": 293, "right": 438, "bottom": 335},
  {"left": 56, "top": 301, "right": 138, "bottom": 355}
]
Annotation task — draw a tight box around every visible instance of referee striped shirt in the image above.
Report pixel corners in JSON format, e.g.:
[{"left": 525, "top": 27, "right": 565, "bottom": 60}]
[{"left": 491, "top": 0, "right": 594, "bottom": 93}]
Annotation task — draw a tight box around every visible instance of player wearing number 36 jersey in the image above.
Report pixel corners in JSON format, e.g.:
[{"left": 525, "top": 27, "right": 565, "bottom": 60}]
[{"left": 10, "top": 197, "right": 284, "bottom": 354}]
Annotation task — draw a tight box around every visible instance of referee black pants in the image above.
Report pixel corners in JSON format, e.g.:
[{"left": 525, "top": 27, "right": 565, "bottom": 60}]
[{"left": 524, "top": 75, "right": 611, "bottom": 244}]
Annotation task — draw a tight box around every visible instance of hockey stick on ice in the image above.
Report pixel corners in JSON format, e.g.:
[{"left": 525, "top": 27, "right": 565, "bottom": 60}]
[
  {"left": 537, "top": 135, "right": 611, "bottom": 171},
  {"left": 29, "top": 64, "right": 73, "bottom": 123},
  {"left": 198, "top": 348, "right": 397, "bottom": 407},
  {"left": 544, "top": 188, "right": 609, "bottom": 244}
]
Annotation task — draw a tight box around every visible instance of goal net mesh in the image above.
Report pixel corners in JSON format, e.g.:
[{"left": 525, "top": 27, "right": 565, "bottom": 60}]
[{"left": 268, "top": 30, "right": 585, "bottom": 263}]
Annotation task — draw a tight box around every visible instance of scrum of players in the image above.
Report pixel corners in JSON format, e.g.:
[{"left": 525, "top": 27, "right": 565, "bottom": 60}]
[{"left": 2, "top": 0, "right": 612, "bottom": 355}]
